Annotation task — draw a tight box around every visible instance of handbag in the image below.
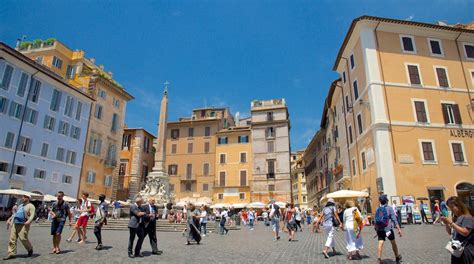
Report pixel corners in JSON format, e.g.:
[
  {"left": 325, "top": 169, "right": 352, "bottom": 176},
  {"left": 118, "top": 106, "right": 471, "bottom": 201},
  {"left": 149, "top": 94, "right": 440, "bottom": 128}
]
[
  {"left": 445, "top": 228, "right": 465, "bottom": 258},
  {"left": 332, "top": 208, "right": 340, "bottom": 227}
]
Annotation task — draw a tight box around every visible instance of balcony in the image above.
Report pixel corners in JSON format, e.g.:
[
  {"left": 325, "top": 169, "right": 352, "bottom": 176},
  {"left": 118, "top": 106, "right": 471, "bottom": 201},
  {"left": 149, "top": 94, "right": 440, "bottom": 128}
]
[
  {"left": 180, "top": 174, "right": 196, "bottom": 181},
  {"left": 104, "top": 159, "right": 117, "bottom": 168},
  {"left": 266, "top": 172, "right": 275, "bottom": 179},
  {"left": 251, "top": 98, "right": 286, "bottom": 109},
  {"left": 213, "top": 181, "right": 250, "bottom": 189}
]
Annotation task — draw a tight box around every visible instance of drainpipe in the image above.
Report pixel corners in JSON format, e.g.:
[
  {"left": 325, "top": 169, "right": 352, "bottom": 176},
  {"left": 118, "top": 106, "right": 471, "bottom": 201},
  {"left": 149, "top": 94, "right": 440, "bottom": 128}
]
[
  {"left": 9, "top": 70, "right": 40, "bottom": 181},
  {"left": 454, "top": 32, "right": 474, "bottom": 109}
]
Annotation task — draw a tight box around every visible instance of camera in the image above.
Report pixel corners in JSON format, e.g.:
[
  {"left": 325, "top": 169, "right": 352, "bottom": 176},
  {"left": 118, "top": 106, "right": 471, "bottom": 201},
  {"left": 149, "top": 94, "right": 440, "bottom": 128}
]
[{"left": 451, "top": 240, "right": 462, "bottom": 250}]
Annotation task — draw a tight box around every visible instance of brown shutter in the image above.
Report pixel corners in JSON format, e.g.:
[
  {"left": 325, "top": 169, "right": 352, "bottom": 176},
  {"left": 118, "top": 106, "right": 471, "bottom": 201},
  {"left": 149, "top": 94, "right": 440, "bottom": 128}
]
[
  {"left": 436, "top": 68, "right": 449, "bottom": 87},
  {"left": 452, "top": 104, "right": 462, "bottom": 124},
  {"left": 408, "top": 65, "right": 420, "bottom": 84},
  {"left": 441, "top": 104, "right": 449, "bottom": 124}
]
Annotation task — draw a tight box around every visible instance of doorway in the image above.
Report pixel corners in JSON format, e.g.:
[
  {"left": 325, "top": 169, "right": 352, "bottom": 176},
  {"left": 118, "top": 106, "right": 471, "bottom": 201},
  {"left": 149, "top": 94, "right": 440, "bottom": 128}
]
[
  {"left": 456, "top": 182, "right": 474, "bottom": 213},
  {"left": 428, "top": 188, "right": 445, "bottom": 212}
]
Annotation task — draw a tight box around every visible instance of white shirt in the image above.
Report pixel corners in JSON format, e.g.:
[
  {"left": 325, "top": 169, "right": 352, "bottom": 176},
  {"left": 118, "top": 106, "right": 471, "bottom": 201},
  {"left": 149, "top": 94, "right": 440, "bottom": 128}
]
[
  {"left": 80, "top": 200, "right": 90, "bottom": 217},
  {"left": 343, "top": 207, "right": 360, "bottom": 228},
  {"left": 200, "top": 211, "right": 208, "bottom": 223},
  {"left": 221, "top": 210, "right": 228, "bottom": 218}
]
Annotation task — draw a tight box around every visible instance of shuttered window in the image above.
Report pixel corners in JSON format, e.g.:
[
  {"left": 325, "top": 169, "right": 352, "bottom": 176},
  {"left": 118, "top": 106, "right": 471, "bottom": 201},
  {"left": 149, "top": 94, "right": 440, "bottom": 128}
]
[
  {"left": 421, "top": 142, "right": 435, "bottom": 162},
  {"left": 219, "top": 171, "right": 226, "bottom": 187},
  {"left": 442, "top": 103, "right": 462, "bottom": 125},
  {"left": 436, "top": 68, "right": 449, "bottom": 87},
  {"left": 451, "top": 143, "right": 465, "bottom": 163},
  {"left": 240, "top": 170, "right": 247, "bottom": 186},
  {"left": 414, "top": 101, "right": 428, "bottom": 123},
  {"left": 407, "top": 65, "right": 421, "bottom": 85}
]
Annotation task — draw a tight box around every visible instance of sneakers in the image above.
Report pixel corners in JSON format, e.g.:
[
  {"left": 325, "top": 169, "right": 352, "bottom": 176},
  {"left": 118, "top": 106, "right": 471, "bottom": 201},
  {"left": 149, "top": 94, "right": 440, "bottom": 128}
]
[
  {"left": 396, "top": 255, "right": 402, "bottom": 263},
  {"left": 27, "top": 249, "right": 33, "bottom": 257}
]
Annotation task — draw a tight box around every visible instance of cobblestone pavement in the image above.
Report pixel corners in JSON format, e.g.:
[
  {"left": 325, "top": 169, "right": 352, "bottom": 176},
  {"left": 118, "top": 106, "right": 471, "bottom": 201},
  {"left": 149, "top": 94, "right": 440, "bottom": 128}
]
[{"left": 0, "top": 222, "right": 450, "bottom": 263}]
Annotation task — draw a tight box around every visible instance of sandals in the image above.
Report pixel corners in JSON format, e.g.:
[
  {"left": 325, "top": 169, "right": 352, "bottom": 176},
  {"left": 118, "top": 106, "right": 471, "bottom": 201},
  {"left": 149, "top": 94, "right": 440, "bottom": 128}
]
[
  {"left": 50, "top": 248, "right": 60, "bottom": 254},
  {"left": 322, "top": 252, "right": 329, "bottom": 259},
  {"left": 55, "top": 249, "right": 61, "bottom": 254}
]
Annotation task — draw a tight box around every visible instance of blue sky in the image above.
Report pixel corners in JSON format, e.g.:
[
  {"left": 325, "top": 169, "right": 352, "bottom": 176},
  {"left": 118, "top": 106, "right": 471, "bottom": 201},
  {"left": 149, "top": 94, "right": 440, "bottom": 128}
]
[{"left": 1, "top": 1, "right": 472, "bottom": 150}]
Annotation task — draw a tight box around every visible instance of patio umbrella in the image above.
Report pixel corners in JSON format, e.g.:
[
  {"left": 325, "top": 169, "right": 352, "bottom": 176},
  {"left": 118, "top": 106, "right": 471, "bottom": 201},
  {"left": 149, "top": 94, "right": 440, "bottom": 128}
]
[
  {"left": 232, "top": 203, "right": 247, "bottom": 209},
  {"left": 42, "top": 194, "right": 57, "bottom": 202},
  {"left": 275, "top": 202, "right": 287, "bottom": 207},
  {"left": 326, "top": 190, "right": 369, "bottom": 199},
  {"left": 63, "top": 196, "right": 78, "bottom": 203},
  {"left": 210, "top": 203, "right": 229, "bottom": 209},
  {"left": 175, "top": 201, "right": 187, "bottom": 207},
  {"left": 0, "top": 189, "right": 43, "bottom": 200},
  {"left": 246, "top": 202, "right": 265, "bottom": 208}
]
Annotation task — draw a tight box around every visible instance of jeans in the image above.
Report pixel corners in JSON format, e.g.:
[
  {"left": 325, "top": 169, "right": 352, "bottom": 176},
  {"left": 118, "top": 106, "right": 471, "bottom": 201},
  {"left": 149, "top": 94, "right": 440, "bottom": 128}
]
[
  {"left": 219, "top": 219, "right": 228, "bottom": 234},
  {"left": 94, "top": 221, "right": 103, "bottom": 245},
  {"left": 271, "top": 217, "right": 280, "bottom": 237},
  {"left": 200, "top": 222, "right": 207, "bottom": 235},
  {"left": 249, "top": 219, "right": 254, "bottom": 229}
]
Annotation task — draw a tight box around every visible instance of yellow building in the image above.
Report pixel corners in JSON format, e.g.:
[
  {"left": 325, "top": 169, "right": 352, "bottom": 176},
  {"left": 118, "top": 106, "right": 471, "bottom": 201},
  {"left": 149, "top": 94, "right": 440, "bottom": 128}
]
[
  {"left": 331, "top": 16, "right": 474, "bottom": 210},
  {"left": 166, "top": 108, "right": 234, "bottom": 202},
  {"left": 117, "top": 128, "right": 156, "bottom": 201},
  {"left": 214, "top": 127, "right": 253, "bottom": 204},
  {"left": 20, "top": 39, "right": 134, "bottom": 199},
  {"left": 291, "top": 151, "right": 308, "bottom": 208}
]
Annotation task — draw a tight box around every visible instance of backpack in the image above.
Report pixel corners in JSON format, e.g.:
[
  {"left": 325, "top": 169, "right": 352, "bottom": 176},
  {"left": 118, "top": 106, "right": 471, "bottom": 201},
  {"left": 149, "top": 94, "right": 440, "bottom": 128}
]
[
  {"left": 374, "top": 206, "right": 390, "bottom": 228},
  {"left": 13, "top": 205, "right": 27, "bottom": 224}
]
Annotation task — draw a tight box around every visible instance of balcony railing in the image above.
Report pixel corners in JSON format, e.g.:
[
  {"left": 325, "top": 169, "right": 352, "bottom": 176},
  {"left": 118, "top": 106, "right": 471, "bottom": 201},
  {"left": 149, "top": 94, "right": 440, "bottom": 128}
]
[
  {"left": 267, "top": 172, "right": 275, "bottom": 179},
  {"left": 180, "top": 174, "right": 196, "bottom": 181},
  {"left": 104, "top": 159, "right": 117, "bottom": 167}
]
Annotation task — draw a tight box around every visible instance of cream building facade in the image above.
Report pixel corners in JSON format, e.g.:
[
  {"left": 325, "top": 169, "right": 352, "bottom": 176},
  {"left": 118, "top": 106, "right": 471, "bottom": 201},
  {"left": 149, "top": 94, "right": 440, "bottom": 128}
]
[{"left": 291, "top": 151, "right": 308, "bottom": 208}]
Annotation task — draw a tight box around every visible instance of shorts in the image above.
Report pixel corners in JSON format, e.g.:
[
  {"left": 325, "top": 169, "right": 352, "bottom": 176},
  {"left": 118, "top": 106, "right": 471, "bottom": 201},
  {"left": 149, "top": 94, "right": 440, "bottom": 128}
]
[
  {"left": 286, "top": 221, "right": 297, "bottom": 231},
  {"left": 51, "top": 220, "right": 66, "bottom": 235},
  {"left": 377, "top": 229, "right": 395, "bottom": 241},
  {"left": 271, "top": 217, "right": 280, "bottom": 232},
  {"left": 77, "top": 215, "right": 89, "bottom": 227}
]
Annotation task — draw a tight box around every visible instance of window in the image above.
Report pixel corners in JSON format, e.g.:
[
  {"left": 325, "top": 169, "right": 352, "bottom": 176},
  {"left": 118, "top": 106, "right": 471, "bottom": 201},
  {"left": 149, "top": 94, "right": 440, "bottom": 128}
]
[
  {"left": 203, "top": 184, "right": 209, "bottom": 192},
  {"left": 33, "top": 169, "right": 45, "bottom": 179},
  {"left": 353, "top": 80, "right": 359, "bottom": 100},
  {"left": 41, "top": 143, "right": 49, "bottom": 157},
  {"left": 449, "top": 142, "right": 466, "bottom": 164},
  {"left": 52, "top": 56, "right": 63, "bottom": 69},
  {"left": 342, "top": 72, "right": 346, "bottom": 83},
  {"left": 4, "top": 132, "right": 15, "bottom": 149},
  {"left": 187, "top": 143, "right": 193, "bottom": 153},
  {"left": 50, "top": 89, "right": 62, "bottom": 111},
  {"left": 361, "top": 151, "right": 367, "bottom": 171},
  {"left": 464, "top": 43, "right": 474, "bottom": 59},
  {"left": 188, "top": 127, "right": 194, "bottom": 137},
  {"left": 143, "top": 136, "right": 150, "bottom": 153},
  {"left": 413, "top": 100, "right": 428, "bottom": 123},
  {"left": 238, "top": 135, "right": 249, "bottom": 143},
  {"left": 420, "top": 141, "right": 436, "bottom": 163},
  {"left": 240, "top": 152, "right": 247, "bottom": 163},
  {"left": 268, "top": 184, "right": 275, "bottom": 192},
  {"left": 0, "top": 162, "right": 8, "bottom": 173},
  {"left": 88, "top": 136, "right": 102, "bottom": 155},
  {"left": 239, "top": 193, "right": 245, "bottom": 200},
  {"left": 66, "top": 150, "right": 76, "bottom": 164},
  {"left": 407, "top": 64, "right": 421, "bottom": 85},
  {"left": 106, "top": 144, "right": 117, "bottom": 164},
  {"left": 0, "top": 97, "right": 8, "bottom": 114},
  {"left": 267, "top": 141, "right": 275, "bottom": 153},
  {"left": 14, "top": 165, "right": 26, "bottom": 175},
  {"left": 442, "top": 103, "right": 462, "bottom": 125},
  {"left": 171, "top": 144, "right": 177, "bottom": 154},
  {"left": 66, "top": 65, "right": 76, "bottom": 79},
  {"left": 111, "top": 113, "right": 119, "bottom": 132},
  {"left": 357, "top": 114, "right": 363, "bottom": 135},
  {"left": 43, "top": 115, "right": 56, "bottom": 131},
  {"left": 18, "top": 136, "right": 32, "bottom": 153},
  {"left": 64, "top": 96, "right": 74, "bottom": 117},
  {"left": 219, "top": 171, "right": 226, "bottom": 187},
  {"left": 113, "top": 98, "right": 120, "bottom": 108},
  {"left": 219, "top": 154, "right": 226, "bottom": 164},
  {"left": 204, "top": 126, "right": 211, "bottom": 137},
  {"left": 119, "top": 163, "right": 127, "bottom": 176},
  {"left": 104, "top": 175, "right": 112, "bottom": 186},
  {"left": 1, "top": 64, "right": 13, "bottom": 90},
  {"left": 218, "top": 137, "right": 228, "bottom": 145},
  {"left": 350, "top": 54, "right": 355, "bottom": 69},
  {"left": 169, "top": 184, "right": 174, "bottom": 192},
  {"left": 28, "top": 78, "right": 41, "bottom": 103},
  {"left": 8, "top": 101, "right": 23, "bottom": 119},
  {"left": 203, "top": 163, "right": 209, "bottom": 176},
  {"left": 266, "top": 112, "right": 274, "bottom": 121},
  {"left": 218, "top": 193, "right": 224, "bottom": 200},
  {"left": 352, "top": 159, "right": 356, "bottom": 176},
  {"left": 428, "top": 39, "right": 443, "bottom": 56},
  {"left": 348, "top": 125, "right": 353, "bottom": 144},
  {"left": 35, "top": 56, "right": 43, "bottom": 64},
  {"left": 98, "top": 89, "right": 107, "bottom": 99},
  {"left": 240, "top": 170, "right": 247, "bottom": 186},
  {"left": 94, "top": 104, "right": 103, "bottom": 119},
  {"left": 184, "top": 182, "right": 192, "bottom": 192},
  {"left": 58, "top": 121, "right": 69, "bottom": 136},
  {"left": 435, "top": 67, "right": 449, "bottom": 87},
  {"left": 401, "top": 35, "right": 415, "bottom": 52},
  {"left": 70, "top": 126, "right": 81, "bottom": 139},
  {"left": 51, "top": 172, "right": 59, "bottom": 183},
  {"left": 267, "top": 160, "right": 275, "bottom": 178},
  {"left": 345, "top": 95, "right": 350, "bottom": 113},
  {"left": 171, "top": 129, "right": 179, "bottom": 139},
  {"left": 87, "top": 171, "right": 96, "bottom": 183},
  {"left": 56, "top": 147, "right": 65, "bottom": 161},
  {"left": 122, "top": 134, "right": 131, "bottom": 149},
  {"left": 63, "top": 175, "right": 73, "bottom": 184},
  {"left": 168, "top": 164, "right": 178, "bottom": 175},
  {"left": 186, "top": 164, "right": 192, "bottom": 177},
  {"left": 24, "top": 107, "right": 38, "bottom": 124},
  {"left": 204, "top": 142, "right": 210, "bottom": 153},
  {"left": 266, "top": 127, "right": 275, "bottom": 138},
  {"left": 17, "top": 72, "right": 28, "bottom": 97},
  {"left": 75, "top": 101, "right": 82, "bottom": 121}
]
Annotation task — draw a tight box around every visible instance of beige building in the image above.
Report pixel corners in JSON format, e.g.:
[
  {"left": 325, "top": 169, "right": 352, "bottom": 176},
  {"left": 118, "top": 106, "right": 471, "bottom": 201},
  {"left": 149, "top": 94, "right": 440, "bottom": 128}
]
[
  {"left": 117, "top": 128, "right": 156, "bottom": 201},
  {"left": 331, "top": 16, "right": 474, "bottom": 211},
  {"left": 214, "top": 126, "right": 253, "bottom": 204},
  {"left": 20, "top": 39, "right": 134, "bottom": 199},
  {"left": 290, "top": 151, "right": 308, "bottom": 208},
  {"left": 304, "top": 129, "right": 328, "bottom": 208},
  {"left": 166, "top": 108, "right": 234, "bottom": 201}
]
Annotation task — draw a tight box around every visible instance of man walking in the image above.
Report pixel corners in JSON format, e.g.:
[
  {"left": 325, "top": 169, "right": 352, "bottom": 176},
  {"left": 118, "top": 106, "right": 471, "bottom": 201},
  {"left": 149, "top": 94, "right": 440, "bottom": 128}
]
[
  {"left": 94, "top": 194, "right": 107, "bottom": 250},
  {"left": 128, "top": 197, "right": 146, "bottom": 258},
  {"left": 375, "top": 195, "right": 402, "bottom": 263},
  {"left": 144, "top": 198, "right": 162, "bottom": 255},
  {"left": 4, "top": 194, "right": 36, "bottom": 260},
  {"left": 420, "top": 201, "right": 428, "bottom": 224},
  {"left": 50, "top": 191, "right": 72, "bottom": 254},
  {"left": 77, "top": 192, "right": 91, "bottom": 243},
  {"left": 269, "top": 200, "right": 281, "bottom": 241},
  {"left": 219, "top": 208, "right": 229, "bottom": 235},
  {"left": 113, "top": 200, "right": 121, "bottom": 219}
]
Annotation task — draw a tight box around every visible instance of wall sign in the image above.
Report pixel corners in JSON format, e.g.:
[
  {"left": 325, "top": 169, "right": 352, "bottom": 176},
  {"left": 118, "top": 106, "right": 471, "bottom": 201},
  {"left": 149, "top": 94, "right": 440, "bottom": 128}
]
[{"left": 450, "top": 129, "right": 473, "bottom": 138}]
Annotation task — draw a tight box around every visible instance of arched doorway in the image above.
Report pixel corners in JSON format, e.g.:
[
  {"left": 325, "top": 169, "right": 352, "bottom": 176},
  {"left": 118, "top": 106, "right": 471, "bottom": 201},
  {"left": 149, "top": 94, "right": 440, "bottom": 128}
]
[{"left": 455, "top": 182, "right": 474, "bottom": 211}]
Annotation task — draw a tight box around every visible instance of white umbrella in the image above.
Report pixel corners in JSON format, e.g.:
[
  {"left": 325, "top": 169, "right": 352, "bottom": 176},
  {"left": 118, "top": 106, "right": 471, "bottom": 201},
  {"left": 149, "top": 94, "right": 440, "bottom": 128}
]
[
  {"left": 0, "top": 189, "right": 43, "bottom": 200},
  {"left": 275, "top": 202, "right": 287, "bottom": 207},
  {"left": 246, "top": 202, "right": 265, "bottom": 208},
  {"left": 320, "top": 190, "right": 369, "bottom": 202},
  {"left": 63, "top": 196, "right": 77, "bottom": 203},
  {"left": 232, "top": 203, "right": 247, "bottom": 209},
  {"left": 210, "top": 203, "right": 229, "bottom": 209},
  {"left": 175, "top": 201, "right": 187, "bottom": 207},
  {"left": 42, "top": 194, "right": 57, "bottom": 202}
]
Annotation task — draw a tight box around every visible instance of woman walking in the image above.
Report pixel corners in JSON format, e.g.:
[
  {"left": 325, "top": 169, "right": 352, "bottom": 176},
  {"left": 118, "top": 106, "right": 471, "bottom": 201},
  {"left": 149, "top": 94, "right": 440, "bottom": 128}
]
[
  {"left": 342, "top": 200, "right": 364, "bottom": 260},
  {"left": 433, "top": 200, "right": 442, "bottom": 224},
  {"left": 185, "top": 203, "right": 201, "bottom": 245},
  {"left": 199, "top": 205, "right": 208, "bottom": 237},
  {"left": 441, "top": 196, "right": 473, "bottom": 263},
  {"left": 66, "top": 199, "right": 82, "bottom": 242},
  {"left": 284, "top": 204, "right": 297, "bottom": 241},
  {"left": 318, "top": 198, "right": 342, "bottom": 258}
]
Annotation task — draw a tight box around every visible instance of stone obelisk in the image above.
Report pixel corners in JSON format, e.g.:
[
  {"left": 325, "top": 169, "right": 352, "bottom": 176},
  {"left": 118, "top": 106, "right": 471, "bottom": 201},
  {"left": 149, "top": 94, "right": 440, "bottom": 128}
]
[{"left": 138, "top": 81, "right": 170, "bottom": 204}]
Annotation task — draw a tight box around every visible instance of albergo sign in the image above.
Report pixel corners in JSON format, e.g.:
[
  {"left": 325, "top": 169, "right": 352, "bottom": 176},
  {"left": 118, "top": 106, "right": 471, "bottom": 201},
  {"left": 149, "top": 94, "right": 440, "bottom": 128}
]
[{"left": 450, "top": 129, "right": 473, "bottom": 138}]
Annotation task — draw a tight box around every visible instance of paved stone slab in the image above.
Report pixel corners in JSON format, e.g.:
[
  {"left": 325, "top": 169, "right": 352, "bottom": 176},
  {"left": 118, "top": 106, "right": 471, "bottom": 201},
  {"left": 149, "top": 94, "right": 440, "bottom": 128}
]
[{"left": 0, "top": 222, "right": 450, "bottom": 263}]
